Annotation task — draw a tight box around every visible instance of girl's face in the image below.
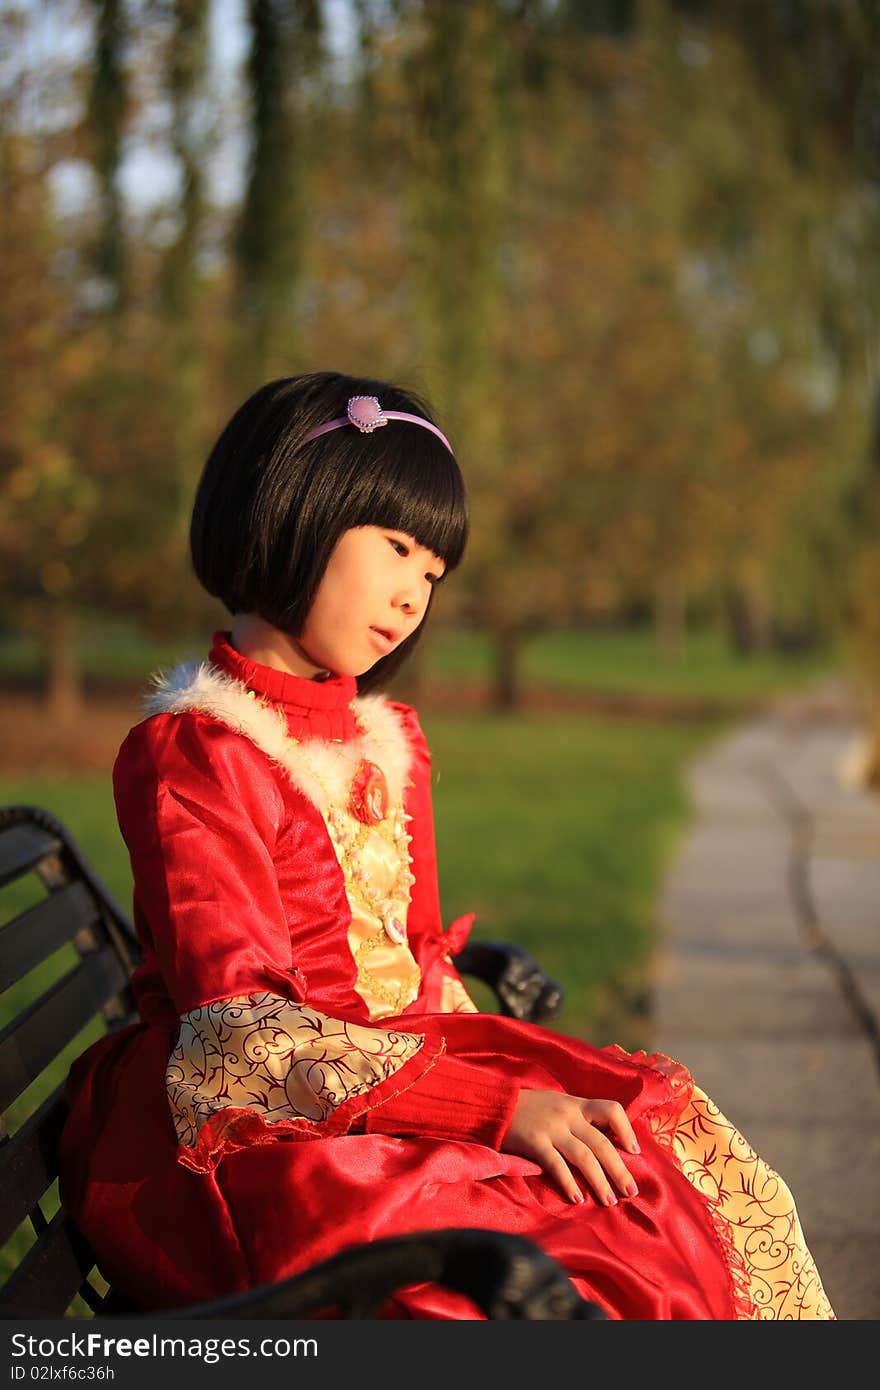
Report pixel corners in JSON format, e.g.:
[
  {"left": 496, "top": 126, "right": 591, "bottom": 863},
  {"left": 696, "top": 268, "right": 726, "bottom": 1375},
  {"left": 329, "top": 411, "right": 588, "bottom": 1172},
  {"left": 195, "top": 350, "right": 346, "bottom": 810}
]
[{"left": 297, "top": 525, "right": 446, "bottom": 677}]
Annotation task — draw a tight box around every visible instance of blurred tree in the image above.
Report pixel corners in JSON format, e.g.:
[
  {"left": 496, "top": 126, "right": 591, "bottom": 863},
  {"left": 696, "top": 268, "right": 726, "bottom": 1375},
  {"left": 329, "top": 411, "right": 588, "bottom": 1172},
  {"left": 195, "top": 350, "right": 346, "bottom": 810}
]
[
  {"left": 87, "top": 0, "right": 128, "bottom": 309},
  {"left": 0, "top": 0, "right": 876, "bottom": 716},
  {"left": 158, "top": 0, "right": 214, "bottom": 584},
  {"left": 234, "top": 0, "right": 325, "bottom": 379},
  {"left": 493, "top": 22, "right": 719, "bottom": 665},
  {"left": 0, "top": 110, "right": 99, "bottom": 722},
  {"left": 35, "top": 0, "right": 132, "bottom": 721},
  {"left": 397, "top": 0, "right": 554, "bottom": 708},
  {"left": 302, "top": 0, "right": 876, "bottom": 703},
  {"left": 160, "top": 0, "right": 209, "bottom": 320},
  {"left": 667, "top": 0, "right": 878, "bottom": 658},
  {"left": 546, "top": 0, "right": 875, "bottom": 669},
  {"left": 0, "top": 0, "right": 219, "bottom": 719}
]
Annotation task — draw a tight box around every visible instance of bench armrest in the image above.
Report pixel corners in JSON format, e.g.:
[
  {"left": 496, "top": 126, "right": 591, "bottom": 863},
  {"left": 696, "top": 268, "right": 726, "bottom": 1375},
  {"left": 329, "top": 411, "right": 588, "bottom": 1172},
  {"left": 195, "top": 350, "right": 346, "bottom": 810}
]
[
  {"left": 453, "top": 941, "right": 563, "bottom": 1023},
  {"left": 152, "top": 1229, "right": 604, "bottom": 1320}
]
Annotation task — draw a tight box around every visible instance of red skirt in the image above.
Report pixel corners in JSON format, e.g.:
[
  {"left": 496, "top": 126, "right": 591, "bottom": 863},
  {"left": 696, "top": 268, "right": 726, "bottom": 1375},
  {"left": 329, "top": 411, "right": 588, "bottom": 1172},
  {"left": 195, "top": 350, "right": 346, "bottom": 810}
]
[{"left": 58, "top": 1010, "right": 832, "bottom": 1320}]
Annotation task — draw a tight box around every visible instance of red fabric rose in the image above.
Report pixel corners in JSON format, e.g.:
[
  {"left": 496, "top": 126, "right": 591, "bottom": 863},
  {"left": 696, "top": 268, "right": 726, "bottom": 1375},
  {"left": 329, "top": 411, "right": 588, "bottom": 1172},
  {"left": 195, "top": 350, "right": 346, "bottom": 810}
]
[{"left": 348, "top": 759, "right": 389, "bottom": 824}]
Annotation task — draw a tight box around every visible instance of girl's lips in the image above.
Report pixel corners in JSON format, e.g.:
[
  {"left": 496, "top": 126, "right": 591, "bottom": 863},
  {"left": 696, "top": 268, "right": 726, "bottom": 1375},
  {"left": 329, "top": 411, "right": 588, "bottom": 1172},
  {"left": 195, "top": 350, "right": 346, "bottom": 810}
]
[{"left": 369, "top": 627, "right": 396, "bottom": 654}]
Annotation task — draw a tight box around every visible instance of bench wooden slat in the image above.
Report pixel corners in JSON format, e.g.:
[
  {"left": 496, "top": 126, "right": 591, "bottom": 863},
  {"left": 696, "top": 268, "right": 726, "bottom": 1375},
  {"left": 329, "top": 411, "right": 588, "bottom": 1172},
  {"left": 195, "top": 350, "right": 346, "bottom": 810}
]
[
  {"left": 0, "top": 1084, "right": 68, "bottom": 1248},
  {"left": 0, "top": 822, "right": 62, "bottom": 890},
  {"left": 0, "top": 947, "right": 128, "bottom": 1111},
  {"left": 0, "top": 882, "right": 99, "bottom": 992},
  {"left": 0, "top": 1207, "right": 97, "bottom": 1317}
]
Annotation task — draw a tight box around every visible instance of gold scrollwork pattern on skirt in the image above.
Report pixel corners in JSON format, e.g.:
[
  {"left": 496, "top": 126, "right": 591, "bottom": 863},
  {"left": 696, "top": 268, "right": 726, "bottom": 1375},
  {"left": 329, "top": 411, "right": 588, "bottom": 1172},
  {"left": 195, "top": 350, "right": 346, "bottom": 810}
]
[
  {"left": 657, "top": 1083, "right": 835, "bottom": 1320},
  {"left": 166, "top": 992, "right": 424, "bottom": 1150}
]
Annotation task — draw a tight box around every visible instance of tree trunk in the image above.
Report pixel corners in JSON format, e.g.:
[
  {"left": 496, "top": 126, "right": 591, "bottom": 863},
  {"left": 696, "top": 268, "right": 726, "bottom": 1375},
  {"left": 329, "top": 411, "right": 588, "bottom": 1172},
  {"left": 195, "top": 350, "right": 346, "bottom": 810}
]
[
  {"left": 45, "top": 608, "right": 83, "bottom": 727},
  {"left": 724, "top": 564, "right": 773, "bottom": 656},
  {"left": 653, "top": 576, "right": 685, "bottom": 663},
  {"left": 491, "top": 628, "right": 521, "bottom": 712}
]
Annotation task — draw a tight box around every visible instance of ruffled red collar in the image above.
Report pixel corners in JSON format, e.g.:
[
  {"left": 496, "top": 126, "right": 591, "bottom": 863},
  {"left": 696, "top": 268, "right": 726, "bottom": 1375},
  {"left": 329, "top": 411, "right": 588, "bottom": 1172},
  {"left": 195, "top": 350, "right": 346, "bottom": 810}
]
[{"left": 208, "top": 631, "right": 360, "bottom": 742}]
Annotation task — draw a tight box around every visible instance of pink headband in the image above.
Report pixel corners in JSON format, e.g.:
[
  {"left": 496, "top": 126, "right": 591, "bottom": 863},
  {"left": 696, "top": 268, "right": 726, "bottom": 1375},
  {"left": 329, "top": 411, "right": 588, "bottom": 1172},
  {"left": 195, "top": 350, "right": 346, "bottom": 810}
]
[{"left": 303, "top": 395, "right": 454, "bottom": 455}]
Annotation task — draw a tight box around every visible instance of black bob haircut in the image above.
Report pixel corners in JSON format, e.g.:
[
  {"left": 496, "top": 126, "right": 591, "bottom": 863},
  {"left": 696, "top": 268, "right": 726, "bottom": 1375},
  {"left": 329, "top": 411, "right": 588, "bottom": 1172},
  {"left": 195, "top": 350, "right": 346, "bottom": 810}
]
[{"left": 190, "top": 371, "right": 469, "bottom": 694}]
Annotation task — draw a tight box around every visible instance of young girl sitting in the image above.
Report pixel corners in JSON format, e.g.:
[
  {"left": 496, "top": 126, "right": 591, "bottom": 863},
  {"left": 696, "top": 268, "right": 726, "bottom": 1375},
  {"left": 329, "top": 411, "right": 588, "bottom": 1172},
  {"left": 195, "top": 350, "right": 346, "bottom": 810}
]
[{"left": 59, "top": 372, "right": 834, "bottom": 1320}]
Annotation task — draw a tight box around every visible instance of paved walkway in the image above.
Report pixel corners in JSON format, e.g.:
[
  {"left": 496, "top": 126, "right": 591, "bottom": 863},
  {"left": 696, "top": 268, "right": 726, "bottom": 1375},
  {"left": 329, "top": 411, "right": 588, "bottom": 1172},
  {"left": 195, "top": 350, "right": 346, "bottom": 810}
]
[{"left": 653, "top": 676, "right": 880, "bottom": 1320}]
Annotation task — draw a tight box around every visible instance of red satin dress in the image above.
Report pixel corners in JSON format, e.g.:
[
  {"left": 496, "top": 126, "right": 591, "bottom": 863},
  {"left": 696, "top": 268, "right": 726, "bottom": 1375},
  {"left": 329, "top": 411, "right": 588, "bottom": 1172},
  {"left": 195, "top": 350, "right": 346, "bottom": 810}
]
[{"left": 58, "top": 634, "right": 834, "bottom": 1320}]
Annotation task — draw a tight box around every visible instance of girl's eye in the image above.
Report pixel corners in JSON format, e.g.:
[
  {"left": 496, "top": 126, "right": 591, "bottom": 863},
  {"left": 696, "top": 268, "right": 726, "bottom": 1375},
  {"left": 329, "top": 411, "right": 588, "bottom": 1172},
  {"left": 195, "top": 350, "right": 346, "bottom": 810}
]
[{"left": 388, "top": 535, "right": 444, "bottom": 585}]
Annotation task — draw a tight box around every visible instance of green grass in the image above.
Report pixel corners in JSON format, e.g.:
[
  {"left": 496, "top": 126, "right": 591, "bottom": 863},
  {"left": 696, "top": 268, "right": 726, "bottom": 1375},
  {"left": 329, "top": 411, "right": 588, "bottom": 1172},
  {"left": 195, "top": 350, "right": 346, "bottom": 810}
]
[
  {"left": 424, "top": 710, "right": 722, "bottom": 1040},
  {"left": 421, "top": 625, "right": 834, "bottom": 700},
  {"left": 0, "top": 779, "right": 130, "bottom": 903},
  {"left": 0, "top": 621, "right": 202, "bottom": 682}
]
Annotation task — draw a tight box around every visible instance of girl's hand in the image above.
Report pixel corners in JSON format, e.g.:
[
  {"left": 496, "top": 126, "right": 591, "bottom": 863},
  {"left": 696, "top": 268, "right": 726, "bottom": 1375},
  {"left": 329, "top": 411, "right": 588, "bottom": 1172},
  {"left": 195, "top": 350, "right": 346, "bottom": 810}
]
[{"left": 500, "top": 1088, "right": 640, "bottom": 1207}]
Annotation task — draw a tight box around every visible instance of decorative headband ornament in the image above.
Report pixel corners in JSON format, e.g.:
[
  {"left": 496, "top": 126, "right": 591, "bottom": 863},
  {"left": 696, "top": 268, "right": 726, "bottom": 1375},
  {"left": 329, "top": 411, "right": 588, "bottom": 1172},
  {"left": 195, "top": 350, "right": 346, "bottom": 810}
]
[{"left": 303, "top": 395, "right": 454, "bottom": 455}]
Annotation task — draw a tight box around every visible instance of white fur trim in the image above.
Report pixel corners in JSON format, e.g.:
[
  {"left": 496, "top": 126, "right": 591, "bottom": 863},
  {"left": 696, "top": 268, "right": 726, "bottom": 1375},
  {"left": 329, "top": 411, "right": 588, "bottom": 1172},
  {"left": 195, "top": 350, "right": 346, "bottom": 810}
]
[
  {"left": 143, "top": 659, "right": 413, "bottom": 812},
  {"left": 352, "top": 694, "right": 414, "bottom": 801}
]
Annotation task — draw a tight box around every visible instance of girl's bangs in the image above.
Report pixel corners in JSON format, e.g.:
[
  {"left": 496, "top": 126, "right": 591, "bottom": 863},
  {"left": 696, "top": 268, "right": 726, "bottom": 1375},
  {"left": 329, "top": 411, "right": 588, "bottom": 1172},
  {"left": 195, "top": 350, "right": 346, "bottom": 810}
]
[{"left": 341, "top": 427, "right": 468, "bottom": 570}]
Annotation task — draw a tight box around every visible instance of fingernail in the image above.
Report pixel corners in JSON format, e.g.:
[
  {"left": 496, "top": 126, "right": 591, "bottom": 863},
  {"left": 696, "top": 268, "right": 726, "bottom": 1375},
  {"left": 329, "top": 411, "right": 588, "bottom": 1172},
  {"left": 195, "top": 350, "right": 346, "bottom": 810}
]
[
  {"left": 630, "top": 1141, "right": 641, "bottom": 1155},
  {"left": 624, "top": 1180, "right": 639, "bottom": 1198},
  {"left": 571, "top": 1190, "right": 584, "bottom": 1204},
  {"left": 605, "top": 1191, "right": 618, "bottom": 1206}
]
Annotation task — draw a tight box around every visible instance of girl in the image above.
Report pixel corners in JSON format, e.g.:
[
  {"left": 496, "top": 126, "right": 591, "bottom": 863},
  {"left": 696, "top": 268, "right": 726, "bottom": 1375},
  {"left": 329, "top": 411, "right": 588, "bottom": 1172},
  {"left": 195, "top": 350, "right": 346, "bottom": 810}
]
[{"left": 59, "top": 372, "right": 834, "bottom": 1320}]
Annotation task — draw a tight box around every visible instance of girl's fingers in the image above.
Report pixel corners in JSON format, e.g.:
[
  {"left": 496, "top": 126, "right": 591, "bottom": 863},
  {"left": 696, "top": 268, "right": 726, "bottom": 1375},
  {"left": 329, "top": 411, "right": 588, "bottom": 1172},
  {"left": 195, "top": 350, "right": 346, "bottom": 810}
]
[
  {"left": 503, "top": 1091, "right": 642, "bottom": 1206},
  {"left": 539, "top": 1147, "right": 584, "bottom": 1205},
  {"left": 576, "top": 1126, "right": 638, "bottom": 1198},
  {"left": 583, "top": 1098, "right": 640, "bottom": 1156},
  {"left": 558, "top": 1136, "right": 619, "bottom": 1207}
]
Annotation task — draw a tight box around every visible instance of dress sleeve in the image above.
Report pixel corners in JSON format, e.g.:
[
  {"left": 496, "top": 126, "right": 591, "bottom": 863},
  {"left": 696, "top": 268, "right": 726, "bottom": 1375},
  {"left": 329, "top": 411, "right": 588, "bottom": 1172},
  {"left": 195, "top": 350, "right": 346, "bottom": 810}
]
[
  {"left": 113, "top": 712, "right": 445, "bottom": 1174},
  {"left": 115, "top": 712, "right": 301, "bottom": 1014}
]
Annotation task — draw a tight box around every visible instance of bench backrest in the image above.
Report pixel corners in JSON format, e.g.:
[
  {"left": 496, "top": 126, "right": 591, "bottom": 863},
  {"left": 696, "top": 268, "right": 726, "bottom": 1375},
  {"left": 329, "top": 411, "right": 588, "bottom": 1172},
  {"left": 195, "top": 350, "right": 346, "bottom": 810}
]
[{"left": 0, "top": 805, "right": 141, "bottom": 1316}]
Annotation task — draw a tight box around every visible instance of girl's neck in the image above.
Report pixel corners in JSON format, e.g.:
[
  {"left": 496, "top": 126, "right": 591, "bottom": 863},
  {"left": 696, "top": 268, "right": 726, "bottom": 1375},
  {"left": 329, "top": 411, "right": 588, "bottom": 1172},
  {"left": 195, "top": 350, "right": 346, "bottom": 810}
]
[{"left": 230, "top": 614, "right": 332, "bottom": 682}]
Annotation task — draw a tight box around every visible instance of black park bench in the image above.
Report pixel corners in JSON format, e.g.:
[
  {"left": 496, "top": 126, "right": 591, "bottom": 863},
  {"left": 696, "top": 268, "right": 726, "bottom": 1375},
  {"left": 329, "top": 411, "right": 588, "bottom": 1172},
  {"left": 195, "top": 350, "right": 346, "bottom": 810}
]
[{"left": 0, "top": 803, "right": 605, "bottom": 1321}]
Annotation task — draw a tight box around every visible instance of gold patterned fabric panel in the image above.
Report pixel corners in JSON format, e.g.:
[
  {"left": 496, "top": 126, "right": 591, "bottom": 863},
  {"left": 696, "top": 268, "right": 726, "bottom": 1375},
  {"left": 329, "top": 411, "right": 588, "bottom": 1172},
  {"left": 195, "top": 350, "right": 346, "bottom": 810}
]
[
  {"left": 439, "top": 968, "right": 479, "bottom": 1014},
  {"left": 660, "top": 1084, "right": 835, "bottom": 1320},
  {"left": 167, "top": 992, "right": 425, "bottom": 1149},
  {"left": 326, "top": 799, "right": 421, "bottom": 1019}
]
